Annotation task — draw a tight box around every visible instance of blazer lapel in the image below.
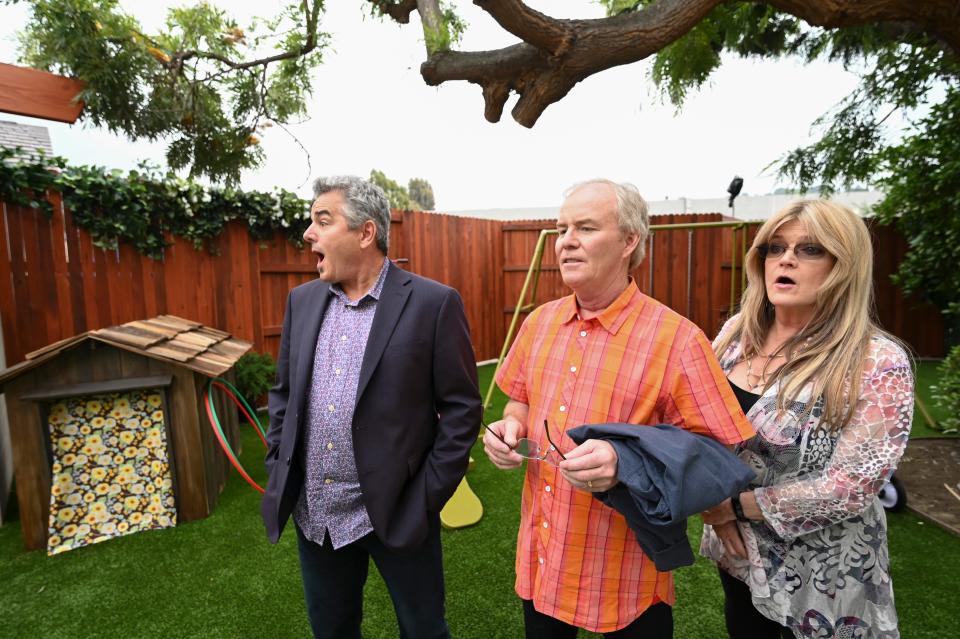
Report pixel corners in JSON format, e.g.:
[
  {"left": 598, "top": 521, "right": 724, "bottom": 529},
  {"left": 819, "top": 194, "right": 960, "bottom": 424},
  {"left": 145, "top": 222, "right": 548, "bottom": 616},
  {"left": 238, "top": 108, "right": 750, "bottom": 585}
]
[
  {"left": 355, "top": 263, "right": 412, "bottom": 406},
  {"left": 294, "top": 281, "right": 331, "bottom": 416}
]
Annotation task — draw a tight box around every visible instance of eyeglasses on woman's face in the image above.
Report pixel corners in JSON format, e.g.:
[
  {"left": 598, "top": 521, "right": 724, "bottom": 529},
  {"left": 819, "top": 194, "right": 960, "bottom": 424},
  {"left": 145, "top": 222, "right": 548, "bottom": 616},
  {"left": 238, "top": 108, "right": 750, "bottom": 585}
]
[{"left": 757, "top": 241, "right": 829, "bottom": 261}]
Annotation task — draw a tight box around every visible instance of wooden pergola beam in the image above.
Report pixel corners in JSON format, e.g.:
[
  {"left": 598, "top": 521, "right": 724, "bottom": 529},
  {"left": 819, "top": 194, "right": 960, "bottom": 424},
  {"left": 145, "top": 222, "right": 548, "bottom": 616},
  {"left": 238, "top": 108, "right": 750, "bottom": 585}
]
[{"left": 0, "top": 63, "right": 84, "bottom": 124}]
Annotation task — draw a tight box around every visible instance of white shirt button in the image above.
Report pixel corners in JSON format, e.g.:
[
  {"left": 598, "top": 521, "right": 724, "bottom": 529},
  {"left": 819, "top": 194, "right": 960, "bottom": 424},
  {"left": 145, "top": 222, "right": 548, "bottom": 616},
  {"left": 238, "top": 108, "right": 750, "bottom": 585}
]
[
  {"left": 580, "top": 330, "right": 587, "bottom": 337},
  {"left": 340, "top": 335, "right": 347, "bottom": 342},
  {"left": 545, "top": 485, "right": 551, "bottom": 493},
  {"left": 324, "top": 478, "right": 332, "bottom": 485},
  {"left": 335, "top": 368, "right": 342, "bottom": 375},
  {"left": 538, "top": 557, "right": 544, "bottom": 565},
  {"left": 559, "top": 405, "right": 566, "bottom": 412},
  {"left": 327, "top": 404, "right": 335, "bottom": 412},
  {"left": 570, "top": 366, "right": 577, "bottom": 373},
  {"left": 326, "top": 442, "right": 334, "bottom": 450},
  {"left": 542, "top": 521, "right": 549, "bottom": 528}
]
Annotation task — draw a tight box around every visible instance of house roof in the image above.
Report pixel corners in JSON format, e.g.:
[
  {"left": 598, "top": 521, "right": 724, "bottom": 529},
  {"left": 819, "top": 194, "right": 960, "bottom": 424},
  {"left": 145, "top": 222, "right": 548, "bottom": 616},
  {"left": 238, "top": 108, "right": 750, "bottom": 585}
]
[
  {"left": 0, "top": 120, "right": 54, "bottom": 160},
  {"left": 0, "top": 315, "right": 252, "bottom": 387}
]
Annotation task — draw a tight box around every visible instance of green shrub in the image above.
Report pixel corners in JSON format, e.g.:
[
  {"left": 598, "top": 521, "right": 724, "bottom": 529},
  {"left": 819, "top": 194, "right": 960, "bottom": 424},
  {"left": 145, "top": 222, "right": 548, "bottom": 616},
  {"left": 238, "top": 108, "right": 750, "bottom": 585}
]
[
  {"left": 233, "top": 351, "right": 276, "bottom": 409},
  {"left": 931, "top": 345, "right": 960, "bottom": 434}
]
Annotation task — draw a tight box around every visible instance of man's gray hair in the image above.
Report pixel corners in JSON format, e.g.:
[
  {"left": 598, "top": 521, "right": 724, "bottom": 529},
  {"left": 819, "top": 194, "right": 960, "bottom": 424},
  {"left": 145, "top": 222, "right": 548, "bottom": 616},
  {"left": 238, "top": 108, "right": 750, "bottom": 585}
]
[
  {"left": 565, "top": 179, "right": 650, "bottom": 269},
  {"left": 312, "top": 175, "right": 391, "bottom": 253}
]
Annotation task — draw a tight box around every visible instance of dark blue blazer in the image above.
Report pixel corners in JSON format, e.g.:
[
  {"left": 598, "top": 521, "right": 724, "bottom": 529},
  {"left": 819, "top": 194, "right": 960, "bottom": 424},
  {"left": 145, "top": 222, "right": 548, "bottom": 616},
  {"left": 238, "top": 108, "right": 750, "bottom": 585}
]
[
  {"left": 260, "top": 262, "right": 481, "bottom": 550},
  {"left": 568, "top": 423, "right": 755, "bottom": 571}
]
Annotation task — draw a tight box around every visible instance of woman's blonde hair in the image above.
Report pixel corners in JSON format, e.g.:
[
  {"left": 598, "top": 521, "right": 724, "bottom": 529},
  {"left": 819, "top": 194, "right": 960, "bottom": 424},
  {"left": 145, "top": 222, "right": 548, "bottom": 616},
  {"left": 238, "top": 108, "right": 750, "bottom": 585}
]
[{"left": 715, "top": 199, "right": 894, "bottom": 428}]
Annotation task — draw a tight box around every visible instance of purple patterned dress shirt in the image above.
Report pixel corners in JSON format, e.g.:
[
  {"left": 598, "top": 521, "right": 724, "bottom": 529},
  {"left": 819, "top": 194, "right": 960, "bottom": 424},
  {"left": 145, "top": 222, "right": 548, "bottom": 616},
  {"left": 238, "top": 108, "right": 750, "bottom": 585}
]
[{"left": 294, "top": 258, "right": 390, "bottom": 548}]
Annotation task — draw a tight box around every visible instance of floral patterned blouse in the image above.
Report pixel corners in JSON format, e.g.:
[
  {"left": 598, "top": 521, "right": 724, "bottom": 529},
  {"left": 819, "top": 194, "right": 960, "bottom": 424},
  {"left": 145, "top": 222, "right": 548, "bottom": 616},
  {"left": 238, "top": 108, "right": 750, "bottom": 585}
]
[{"left": 701, "top": 315, "right": 914, "bottom": 639}]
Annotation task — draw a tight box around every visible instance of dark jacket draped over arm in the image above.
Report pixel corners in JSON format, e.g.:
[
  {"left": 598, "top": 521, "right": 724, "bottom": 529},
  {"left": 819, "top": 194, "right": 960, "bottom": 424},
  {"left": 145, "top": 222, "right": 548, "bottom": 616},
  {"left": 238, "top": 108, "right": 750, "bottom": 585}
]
[{"left": 568, "top": 423, "right": 755, "bottom": 571}]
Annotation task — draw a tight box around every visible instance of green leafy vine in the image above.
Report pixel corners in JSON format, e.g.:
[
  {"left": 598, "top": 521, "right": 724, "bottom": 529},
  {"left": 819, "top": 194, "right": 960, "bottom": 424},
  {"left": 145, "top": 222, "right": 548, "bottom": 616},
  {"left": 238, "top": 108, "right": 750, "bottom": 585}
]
[{"left": 0, "top": 147, "right": 309, "bottom": 258}]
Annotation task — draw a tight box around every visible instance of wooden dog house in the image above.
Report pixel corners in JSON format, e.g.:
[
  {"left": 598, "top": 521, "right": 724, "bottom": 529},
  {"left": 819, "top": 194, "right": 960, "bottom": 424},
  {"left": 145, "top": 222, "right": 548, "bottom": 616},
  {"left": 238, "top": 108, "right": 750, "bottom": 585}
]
[{"left": 0, "top": 315, "right": 251, "bottom": 551}]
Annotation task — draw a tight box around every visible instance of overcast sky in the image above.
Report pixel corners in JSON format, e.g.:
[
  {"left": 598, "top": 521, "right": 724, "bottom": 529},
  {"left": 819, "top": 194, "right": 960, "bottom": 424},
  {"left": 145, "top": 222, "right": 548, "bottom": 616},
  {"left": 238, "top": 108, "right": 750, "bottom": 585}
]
[{"left": 0, "top": 1, "right": 864, "bottom": 211}]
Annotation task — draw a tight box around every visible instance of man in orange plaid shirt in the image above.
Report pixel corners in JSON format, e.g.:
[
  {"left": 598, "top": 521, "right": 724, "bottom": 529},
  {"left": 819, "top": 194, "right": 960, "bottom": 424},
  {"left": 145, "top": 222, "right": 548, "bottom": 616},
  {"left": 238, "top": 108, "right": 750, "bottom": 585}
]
[{"left": 484, "top": 179, "right": 755, "bottom": 638}]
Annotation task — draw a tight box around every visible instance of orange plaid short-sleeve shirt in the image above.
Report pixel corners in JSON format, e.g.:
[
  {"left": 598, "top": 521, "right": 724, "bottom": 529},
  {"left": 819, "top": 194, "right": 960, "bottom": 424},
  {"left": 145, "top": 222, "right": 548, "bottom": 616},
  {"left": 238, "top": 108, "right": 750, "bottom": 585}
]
[{"left": 495, "top": 281, "right": 754, "bottom": 632}]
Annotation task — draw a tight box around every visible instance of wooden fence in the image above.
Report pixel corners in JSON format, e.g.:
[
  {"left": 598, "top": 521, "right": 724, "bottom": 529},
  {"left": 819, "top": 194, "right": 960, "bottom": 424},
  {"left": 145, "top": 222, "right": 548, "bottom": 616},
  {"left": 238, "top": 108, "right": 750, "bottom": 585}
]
[
  {"left": 501, "top": 214, "right": 749, "bottom": 349},
  {"left": 500, "top": 215, "right": 944, "bottom": 358},
  {"left": 0, "top": 199, "right": 504, "bottom": 366},
  {"left": 0, "top": 197, "right": 945, "bottom": 372}
]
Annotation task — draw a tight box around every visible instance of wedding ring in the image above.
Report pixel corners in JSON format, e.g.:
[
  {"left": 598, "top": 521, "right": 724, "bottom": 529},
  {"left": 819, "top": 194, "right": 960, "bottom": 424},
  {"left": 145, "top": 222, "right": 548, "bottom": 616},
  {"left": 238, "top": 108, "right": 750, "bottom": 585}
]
[{"left": 587, "top": 480, "right": 593, "bottom": 489}]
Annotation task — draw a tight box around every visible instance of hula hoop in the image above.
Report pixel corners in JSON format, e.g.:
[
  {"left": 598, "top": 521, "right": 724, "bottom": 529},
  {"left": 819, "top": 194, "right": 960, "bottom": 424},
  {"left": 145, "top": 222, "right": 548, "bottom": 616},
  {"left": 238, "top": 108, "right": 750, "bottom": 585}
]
[{"left": 204, "top": 377, "right": 267, "bottom": 494}]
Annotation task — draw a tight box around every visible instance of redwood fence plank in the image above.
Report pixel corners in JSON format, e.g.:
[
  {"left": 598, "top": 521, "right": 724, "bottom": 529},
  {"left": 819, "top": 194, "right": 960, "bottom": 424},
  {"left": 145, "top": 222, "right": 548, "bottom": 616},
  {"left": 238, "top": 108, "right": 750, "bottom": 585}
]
[
  {"left": 61, "top": 205, "right": 88, "bottom": 337},
  {"left": 0, "top": 203, "right": 17, "bottom": 366},
  {"left": 0, "top": 62, "right": 85, "bottom": 123}
]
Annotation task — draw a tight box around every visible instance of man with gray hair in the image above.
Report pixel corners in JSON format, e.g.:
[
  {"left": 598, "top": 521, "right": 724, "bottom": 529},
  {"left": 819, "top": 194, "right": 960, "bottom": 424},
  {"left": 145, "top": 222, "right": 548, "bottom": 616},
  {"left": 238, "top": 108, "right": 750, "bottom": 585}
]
[
  {"left": 261, "top": 175, "right": 481, "bottom": 638},
  {"left": 483, "top": 179, "right": 753, "bottom": 637}
]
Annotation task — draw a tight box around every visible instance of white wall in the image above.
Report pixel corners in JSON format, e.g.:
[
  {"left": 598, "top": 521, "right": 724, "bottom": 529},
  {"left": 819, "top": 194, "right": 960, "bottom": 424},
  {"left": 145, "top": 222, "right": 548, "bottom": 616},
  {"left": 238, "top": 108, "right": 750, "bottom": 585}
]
[
  {"left": 646, "top": 191, "right": 884, "bottom": 220},
  {"left": 446, "top": 191, "right": 885, "bottom": 222}
]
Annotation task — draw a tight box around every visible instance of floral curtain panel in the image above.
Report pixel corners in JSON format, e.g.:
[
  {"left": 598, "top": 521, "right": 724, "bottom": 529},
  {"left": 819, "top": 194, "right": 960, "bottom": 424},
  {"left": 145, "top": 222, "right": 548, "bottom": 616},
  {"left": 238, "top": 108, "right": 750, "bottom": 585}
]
[{"left": 46, "top": 389, "right": 176, "bottom": 555}]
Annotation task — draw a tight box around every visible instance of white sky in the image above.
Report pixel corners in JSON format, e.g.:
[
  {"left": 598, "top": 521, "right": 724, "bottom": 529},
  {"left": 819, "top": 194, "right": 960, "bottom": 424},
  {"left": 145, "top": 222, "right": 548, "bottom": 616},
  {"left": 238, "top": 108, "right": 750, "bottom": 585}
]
[{"left": 0, "top": 1, "right": 862, "bottom": 210}]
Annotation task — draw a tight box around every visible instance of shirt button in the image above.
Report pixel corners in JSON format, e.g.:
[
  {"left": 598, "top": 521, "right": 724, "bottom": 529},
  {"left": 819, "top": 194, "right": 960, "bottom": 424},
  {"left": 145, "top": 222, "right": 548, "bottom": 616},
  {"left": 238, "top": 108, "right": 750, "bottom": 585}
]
[
  {"left": 326, "top": 442, "right": 333, "bottom": 450},
  {"left": 328, "top": 405, "right": 335, "bottom": 412},
  {"left": 335, "top": 368, "right": 341, "bottom": 375},
  {"left": 545, "top": 485, "right": 551, "bottom": 493},
  {"left": 538, "top": 557, "right": 544, "bottom": 565},
  {"left": 324, "top": 478, "right": 332, "bottom": 485},
  {"left": 580, "top": 330, "right": 587, "bottom": 337},
  {"left": 559, "top": 405, "right": 566, "bottom": 412},
  {"left": 542, "top": 521, "right": 549, "bottom": 529},
  {"left": 340, "top": 335, "right": 347, "bottom": 342},
  {"left": 569, "top": 366, "right": 577, "bottom": 373}
]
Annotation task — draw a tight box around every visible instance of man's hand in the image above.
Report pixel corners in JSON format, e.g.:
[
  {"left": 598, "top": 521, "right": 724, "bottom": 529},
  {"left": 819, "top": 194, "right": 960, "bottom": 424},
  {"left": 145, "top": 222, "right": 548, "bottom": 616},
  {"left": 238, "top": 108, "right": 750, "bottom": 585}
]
[
  {"left": 483, "top": 417, "right": 526, "bottom": 470},
  {"left": 558, "top": 439, "right": 619, "bottom": 492},
  {"left": 711, "top": 521, "right": 747, "bottom": 559}
]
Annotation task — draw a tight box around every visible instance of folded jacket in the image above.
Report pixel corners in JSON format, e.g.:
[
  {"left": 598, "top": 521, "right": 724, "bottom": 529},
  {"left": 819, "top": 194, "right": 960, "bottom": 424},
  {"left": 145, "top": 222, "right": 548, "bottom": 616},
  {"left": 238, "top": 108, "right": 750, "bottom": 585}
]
[{"left": 568, "top": 423, "right": 755, "bottom": 571}]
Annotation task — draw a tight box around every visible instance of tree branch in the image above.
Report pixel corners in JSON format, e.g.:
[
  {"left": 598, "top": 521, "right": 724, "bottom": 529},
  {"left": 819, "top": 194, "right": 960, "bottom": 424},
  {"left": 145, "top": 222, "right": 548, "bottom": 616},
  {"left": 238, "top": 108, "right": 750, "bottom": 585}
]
[
  {"left": 417, "top": 0, "right": 447, "bottom": 54},
  {"left": 474, "top": 0, "right": 573, "bottom": 57},
  {"left": 368, "top": 0, "right": 418, "bottom": 24},
  {"left": 160, "top": 0, "right": 322, "bottom": 72},
  {"left": 413, "top": 0, "right": 960, "bottom": 127},
  {"left": 768, "top": 0, "right": 960, "bottom": 54},
  {"left": 422, "top": 0, "right": 722, "bottom": 126},
  {"left": 169, "top": 46, "right": 314, "bottom": 71}
]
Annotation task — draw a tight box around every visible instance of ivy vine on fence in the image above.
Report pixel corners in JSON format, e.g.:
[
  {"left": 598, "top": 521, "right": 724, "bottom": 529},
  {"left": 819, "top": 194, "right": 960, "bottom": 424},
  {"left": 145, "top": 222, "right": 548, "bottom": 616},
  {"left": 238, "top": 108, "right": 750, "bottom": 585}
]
[{"left": 0, "top": 147, "right": 310, "bottom": 258}]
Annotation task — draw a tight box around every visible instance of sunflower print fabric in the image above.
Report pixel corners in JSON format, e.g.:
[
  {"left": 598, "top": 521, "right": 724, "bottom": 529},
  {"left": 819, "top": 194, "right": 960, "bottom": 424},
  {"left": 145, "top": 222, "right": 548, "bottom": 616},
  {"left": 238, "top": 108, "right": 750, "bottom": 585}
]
[{"left": 46, "top": 389, "right": 176, "bottom": 555}]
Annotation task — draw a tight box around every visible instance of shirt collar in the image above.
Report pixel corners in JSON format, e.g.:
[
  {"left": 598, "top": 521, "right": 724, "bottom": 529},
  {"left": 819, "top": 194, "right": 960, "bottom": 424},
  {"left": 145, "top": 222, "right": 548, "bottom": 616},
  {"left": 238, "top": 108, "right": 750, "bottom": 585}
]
[
  {"left": 560, "top": 278, "right": 643, "bottom": 335},
  {"left": 329, "top": 257, "right": 391, "bottom": 306}
]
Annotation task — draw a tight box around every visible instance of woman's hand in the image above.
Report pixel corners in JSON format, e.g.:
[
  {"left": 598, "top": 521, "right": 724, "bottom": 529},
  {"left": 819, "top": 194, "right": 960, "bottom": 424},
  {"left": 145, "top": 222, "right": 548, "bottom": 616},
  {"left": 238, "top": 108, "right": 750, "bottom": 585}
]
[
  {"left": 559, "top": 439, "right": 619, "bottom": 492},
  {"left": 712, "top": 521, "right": 747, "bottom": 559},
  {"left": 701, "top": 497, "right": 736, "bottom": 526}
]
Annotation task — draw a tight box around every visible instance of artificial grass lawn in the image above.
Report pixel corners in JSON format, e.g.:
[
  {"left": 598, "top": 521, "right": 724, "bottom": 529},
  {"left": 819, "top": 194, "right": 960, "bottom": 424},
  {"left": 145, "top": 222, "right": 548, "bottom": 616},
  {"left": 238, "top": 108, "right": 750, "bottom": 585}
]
[
  {"left": 912, "top": 359, "right": 956, "bottom": 437},
  {"left": 0, "top": 364, "right": 957, "bottom": 637}
]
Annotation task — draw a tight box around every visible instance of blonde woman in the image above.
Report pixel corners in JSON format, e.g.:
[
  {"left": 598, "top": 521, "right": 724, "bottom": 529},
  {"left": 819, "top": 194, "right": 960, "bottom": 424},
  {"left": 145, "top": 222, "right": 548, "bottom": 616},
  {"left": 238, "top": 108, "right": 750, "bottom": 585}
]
[{"left": 700, "top": 200, "right": 914, "bottom": 639}]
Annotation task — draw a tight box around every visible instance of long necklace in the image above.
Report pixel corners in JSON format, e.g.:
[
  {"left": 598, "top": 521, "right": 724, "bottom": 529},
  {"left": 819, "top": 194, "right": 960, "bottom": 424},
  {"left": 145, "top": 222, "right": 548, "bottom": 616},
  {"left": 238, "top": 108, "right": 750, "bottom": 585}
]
[{"left": 744, "top": 350, "right": 787, "bottom": 392}]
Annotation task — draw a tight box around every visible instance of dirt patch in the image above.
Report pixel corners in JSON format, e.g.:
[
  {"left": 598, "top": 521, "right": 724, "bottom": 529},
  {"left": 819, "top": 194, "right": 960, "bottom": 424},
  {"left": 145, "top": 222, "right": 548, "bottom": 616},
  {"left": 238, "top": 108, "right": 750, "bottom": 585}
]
[{"left": 896, "top": 437, "right": 960, "bottom": 536}]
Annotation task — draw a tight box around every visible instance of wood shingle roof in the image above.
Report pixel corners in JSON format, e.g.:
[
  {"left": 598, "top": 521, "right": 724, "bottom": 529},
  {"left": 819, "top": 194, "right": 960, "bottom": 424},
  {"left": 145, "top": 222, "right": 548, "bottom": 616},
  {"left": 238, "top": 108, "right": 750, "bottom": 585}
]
[{"left": 0, "top": 315, "right": 251, "bottom": 386}]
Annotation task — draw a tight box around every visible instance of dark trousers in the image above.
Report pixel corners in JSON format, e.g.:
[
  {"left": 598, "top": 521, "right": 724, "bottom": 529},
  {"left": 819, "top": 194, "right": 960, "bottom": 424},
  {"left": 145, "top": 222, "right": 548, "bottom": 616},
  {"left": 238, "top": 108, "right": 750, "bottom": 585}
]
[
  {"left": 522, "top": 599, "right": 673, "bottom": 639},
  {"left": 295, "top": 521, "right": 450, "bottom": 639},
  {"left": 718, "top": 569, "right": 793, "bottom": 639}
]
